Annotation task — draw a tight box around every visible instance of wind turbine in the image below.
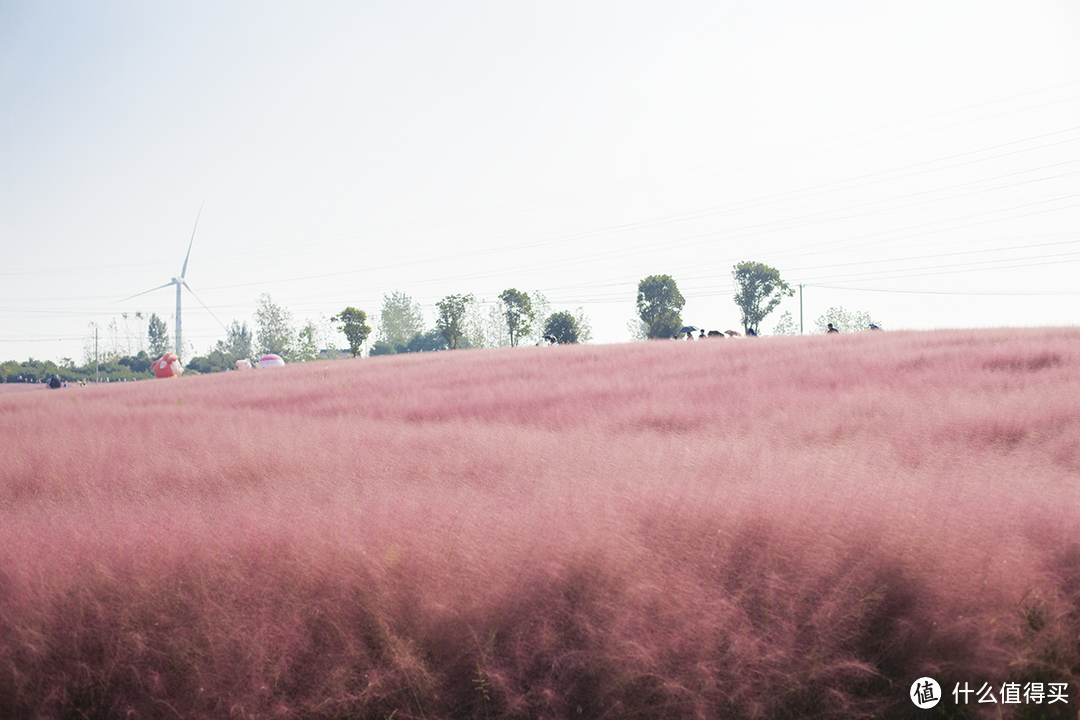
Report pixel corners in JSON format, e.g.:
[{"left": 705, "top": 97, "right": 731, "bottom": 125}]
[{"left": 121, "top": 202, "right": 223, "bottom": 364}]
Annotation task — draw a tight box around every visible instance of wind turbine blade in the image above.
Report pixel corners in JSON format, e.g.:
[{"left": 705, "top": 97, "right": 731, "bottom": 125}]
[
  {"left": 183, "top": 281, "right": 229, "bottom": 332},
  {"left": 181, "top": 197, "right": 206, "bottom": 280},
  {"left": 119, "top": 281, "right": 174, "bottom": 303}
]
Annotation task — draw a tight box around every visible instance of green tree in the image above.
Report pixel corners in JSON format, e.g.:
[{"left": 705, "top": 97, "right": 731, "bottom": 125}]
[
  {"left": 147, "top": 313, "right": 171, "bottom": 357},
  {"left": 814, "top": 306, "right": 879, "bottom": 334},
  {"left": 189, "top": 320, "right": 254, "bottom": 373},
  {"left": 332, "top": 307, "right": 372, "bottom": 358},
  {"left": 637, "top": 275, "right": 685, "bottom": 339},
  {"left": 543, "top": 311, "right": 581, "bottom": 344},
  {"left": 369, "top": 340, "right": 396, "bottom": 356},
  {"left": 731, "top": 261, "right": 794, "bottom": 335},
  {"left": 499, "top": 288, "right": 534, "bottom": 347},
  {"left": 436, "top": 293, "right": 474, "bottom": 349},
  {"left": 4, "top": 358, "right": 62, "bottom": 383},
  {"left": 119, "top": 350, "right": 153, "bottom": 373},
  {"left": 255, "top": 293, "right": 295, "bottom": 359},
  {"left": 293, "top": 322, "right": 321, "bottom": 363},
  {"left": 405, "top": 329, "right": 449, "bottom": 352},
  {"left": 369, "top": 329, "right": 449, "bottom": 355},
  {"left": 220, "top": 320, "right": 253, "bottom": 361},
  {"left": 378, "top": 291, "right": 424, "bottom": 347},
  {"left": 185, "top": 349, "right": 233, "bottom": 374}
]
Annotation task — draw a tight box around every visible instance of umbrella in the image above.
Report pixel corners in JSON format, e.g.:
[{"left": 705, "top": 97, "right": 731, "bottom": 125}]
[
  {"left": 678, "top": 326, "right": 698, "bottom": 334},
  {"left": 257, "top": 354, "right": 285, "bottom": 368},
  {"left": 153, "top": 353, "right": 183, "bottom": 378}
]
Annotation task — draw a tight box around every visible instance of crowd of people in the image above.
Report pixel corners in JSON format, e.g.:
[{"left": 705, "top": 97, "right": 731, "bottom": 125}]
[
  {"left": 675, "top": 322, "right": 882, "bottom": 340},
  {"left": 673, "top": 327, "right": 757, "bottom": 340}
]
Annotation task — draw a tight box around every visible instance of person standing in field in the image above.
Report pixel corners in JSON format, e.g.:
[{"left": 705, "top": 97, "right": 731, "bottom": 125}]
[{"left": 827, "top": 323, "right": 839, "bottom": 334}]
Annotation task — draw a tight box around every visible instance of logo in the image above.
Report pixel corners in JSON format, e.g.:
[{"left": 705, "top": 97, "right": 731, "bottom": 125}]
[{"left": 911, "top": 677, "right": 941, "bottom": 709}]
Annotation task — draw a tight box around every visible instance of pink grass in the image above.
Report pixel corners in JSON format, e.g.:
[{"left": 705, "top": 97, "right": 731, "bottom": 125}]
[{"left": 1, "top": 328, "right": 1079, "bottom": 719}]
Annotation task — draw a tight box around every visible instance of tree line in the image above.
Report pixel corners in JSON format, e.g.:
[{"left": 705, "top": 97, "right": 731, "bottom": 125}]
[
  {"left": 635, "top": 261, "right": 797, "bottom": 338},
  {"left": 633, "top": 261, "right": 880, "bottom": 339},
  {"left": 362, "top": 289, "right": 593, "bottom": 357},
  {"left": 3, "top": 261, "right": 880, "bottom": 382},
  {"left": 1, "top": 290, "right": 595, "bottom": 381}
]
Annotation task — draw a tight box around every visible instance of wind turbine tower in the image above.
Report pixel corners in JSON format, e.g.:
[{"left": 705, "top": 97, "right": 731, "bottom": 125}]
[{"left": 122, "top": 203, "right": 218, "bottom": 364}]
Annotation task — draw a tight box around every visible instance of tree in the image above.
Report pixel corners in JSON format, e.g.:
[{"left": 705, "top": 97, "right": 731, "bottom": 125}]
[
  {"left": 218, "top": 320, "right": 253, "bottom": 361},
  {"left": 772, "top": 310, "right": 798, "bottom": 336},
  {"left": 405, "top": 329, "right": 449, "bottom": 352},
  {"left": 524, "top": 291, "right": 551, "bottom": 345},
  {"left": 188, "top": 320, "right": 255, "bottom": 373},
  {"left": 82, "top": 322, "right": 101, "bottom": 366},
  {"left": 332, "top": 307, "right": 372, "bottom": 358},
  {"left": 293, "top": 322, "right": 322, "bottom": 363},
  {"left": 483, "top": 302, "right": 511, "bottom": 348},
  {"left": 814, "top": 306, "right": 879, "bottom": 334},
  {"left": 106, "top": 317, "right": 123, "bottom": 360},
  {"left": 436, "top": 293, "right": 474, "bottom": 349},
  {"left": 572, "top": 307, "right": 593, "bottom": 343},
  {"left": 637, "top": 275, "right": 685, "bottom": 339},
  {"left": 116, "top": 312, "right": 146, "bottom": 357},
  {"left": 369, "top": 340, "right": 396, "bottom": 357},
  {"left": 731, "top": 261, "right": 794, "bottom": 335},
  {"left": 472, "top": 292, "right": 545, "bottom": 349},
  {"left": 185, "top": 349, "right": 233, "bottom": 374},
  {"left": 378, "top": 291, "right": 424, "bottom": 347},
  {"left": 462, "top": 301, "right": 487, "bottom": 349},
  {"left": 371, "top": 329, "right": 449, "bottom": 355},
  {"left": 499, "top": 288, "right": 534, "bottom": 347},
  {"left": 255, "top": 293, "right": 295, "bottom": 359},
  {"left": 148, "top": 313, "right": 171, "bottom": 357},
  {"left": 118, "top": 350, "right": 153, "bottom": 373},
  {"left": 543, "top": 311, "right": 581, "bottom": 344}
]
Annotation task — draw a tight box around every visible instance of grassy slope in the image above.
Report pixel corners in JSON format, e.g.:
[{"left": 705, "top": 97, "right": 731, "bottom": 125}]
[{"left": 1, "top": 328, "right": 1078, "bottom": 719}]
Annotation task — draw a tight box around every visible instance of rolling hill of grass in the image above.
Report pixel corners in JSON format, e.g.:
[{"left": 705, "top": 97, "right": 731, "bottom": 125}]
[{"left": 2, "top": 328, "right": 1078, "bottom": 719}]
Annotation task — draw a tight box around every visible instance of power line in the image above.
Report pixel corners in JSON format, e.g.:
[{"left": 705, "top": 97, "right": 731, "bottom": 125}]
[{"left": 809, "top": 284, "right": 1080, "bottom": 297}]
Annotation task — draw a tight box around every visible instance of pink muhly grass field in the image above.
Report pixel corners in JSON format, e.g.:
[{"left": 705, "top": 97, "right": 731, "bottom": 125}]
[{"left": 2, "top": 327, "right": 1079, "bottom": 719}]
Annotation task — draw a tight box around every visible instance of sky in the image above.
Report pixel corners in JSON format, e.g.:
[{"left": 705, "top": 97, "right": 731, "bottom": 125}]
[{"left": 2, "top": 0, "right": 1079, "bottom": 364}]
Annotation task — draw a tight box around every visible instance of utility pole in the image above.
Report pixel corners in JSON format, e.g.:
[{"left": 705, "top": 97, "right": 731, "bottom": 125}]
[{"left": 799, "top": 284, "right": 804, "bottom": 335}]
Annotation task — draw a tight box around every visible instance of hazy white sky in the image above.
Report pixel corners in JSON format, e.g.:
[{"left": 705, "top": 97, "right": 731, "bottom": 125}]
[{"left": 2, "top": 1, "right": 1079, "bottom": 362}]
